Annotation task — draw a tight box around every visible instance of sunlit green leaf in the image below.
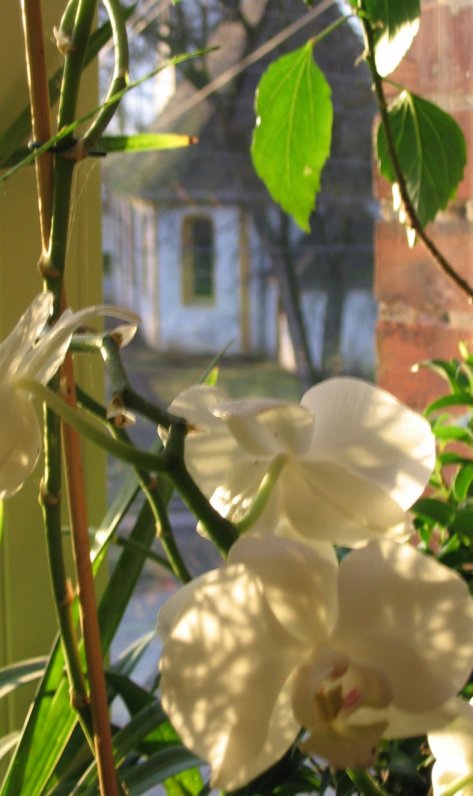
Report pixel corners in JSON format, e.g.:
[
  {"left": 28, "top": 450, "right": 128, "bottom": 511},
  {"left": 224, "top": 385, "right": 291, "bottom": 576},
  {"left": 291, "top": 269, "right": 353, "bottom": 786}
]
[
  {"left": 452, "top": 464, "right": 473, "bottom": 502},
  {"left": 99, "top": 133, "right": 197, "bottom": 153},
  {"left": 251, "top": 42, "right": 333, "bottom": 232},
  {"left": 377, "top": 91, "right": 467, "bottom": 228},
  {"left": 121, "top": 747, "right": 201, "bottom": 795},
  {"left": 425, "top": 394, "right": 473, "bottom": 415},
  {"left": 164, "top": 766, "right": 203, "bottom": 796},
  {"left": 432, "top": 424, "right": 473, "bottom": 444},
  {"left": 364, "top": 0, "right": 420, "bottom": 75}
]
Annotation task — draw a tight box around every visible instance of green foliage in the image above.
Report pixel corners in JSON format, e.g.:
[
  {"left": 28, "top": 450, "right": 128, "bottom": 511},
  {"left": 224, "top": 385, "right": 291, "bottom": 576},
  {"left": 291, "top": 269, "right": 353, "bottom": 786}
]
[
  {"left": 251, "top": 41, "right": 333, "bottom": 232},
  {"left": 364, "top": 0, "right": 420, "bottom": 75},
  {"left": 377, "top": 91, "right": 467, "bottom": 228},
  {"left": 364, "top": 0, "right": 420, "bottom": 28},
  {"left": 411, "top": 348, "right": 473, "bottom": 582},
  {"left": 99, "top": 133, "right": 197, "bottom": 153}
]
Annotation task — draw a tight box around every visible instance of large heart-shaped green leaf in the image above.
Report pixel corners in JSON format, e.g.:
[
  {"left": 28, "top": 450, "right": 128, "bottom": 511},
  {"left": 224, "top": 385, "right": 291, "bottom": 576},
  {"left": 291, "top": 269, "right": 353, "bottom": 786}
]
[
  {"left": 251, "top": 42, "right": 332, "bottom": 232},
  {"left": 377, "top": 91, "right": 466, "bottom": 228}
]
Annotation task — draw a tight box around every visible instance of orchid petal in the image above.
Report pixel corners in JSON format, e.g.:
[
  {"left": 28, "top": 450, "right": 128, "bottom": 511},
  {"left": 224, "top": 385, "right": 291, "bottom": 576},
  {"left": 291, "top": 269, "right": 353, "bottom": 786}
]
[
  {"left": 214, "top": 399, "right": 314, "bottom": 457},
  {"left": 0, "top": 293, "right": 53, "bottom": 382},
  {"left": 229, "top": 535, "right": 338, "bottom": 645},
  {"left": 159, "top": 565, "right": 304, "bottom": 790},
  {"left": 157, "top": 573, "right": 211, "bottom": 642},
  {"left": 0, "top": 386, "right": 42, "bottom": 499},
  {"left": 333, "top": 541, "right": 473, "bottom": 712},
  {"left": 167, "top": 386, "right": 243, "bottom": 498},
  {"left": 381, "top": 698, "right": 459, "bottom": 739},
  {"left": 266, "top": 460, "right": 410, "bottom": 547},
  {"left": 20, "top": 303, "right": 140, "bottom": 384},
  {"left": 302, "top": 377, "right": 435, "bottom": 511},
  {"left": 429, "top": 700, "right": 473, "bottom": 796},
  {"left": 209, "top": 460, "right": 268, "bottom": 522},
  {"left": 212, "top": 670, "right": 300, "bottom": 791}
]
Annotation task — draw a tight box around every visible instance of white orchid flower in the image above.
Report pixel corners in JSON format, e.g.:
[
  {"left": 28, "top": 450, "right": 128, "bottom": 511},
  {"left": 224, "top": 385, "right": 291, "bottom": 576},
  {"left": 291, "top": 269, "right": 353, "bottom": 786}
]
[
  {"left": 429, "top": 699, "right": 473, "bottom": 796},
  {"left": 159, "top": 536, "right": 473, "bottom": 791},
  {"left": 165, "top": 378, "right": 435, "bottom": 547},
  {"left": 0, "top": 292, "right": 139, "bottom": 499}
]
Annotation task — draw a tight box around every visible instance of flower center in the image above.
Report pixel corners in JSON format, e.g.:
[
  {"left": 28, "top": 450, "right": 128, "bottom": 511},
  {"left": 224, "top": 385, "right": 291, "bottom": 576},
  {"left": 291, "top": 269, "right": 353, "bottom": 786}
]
[{"left": 291, "top": 647, "right": 392, "bottom": 769}]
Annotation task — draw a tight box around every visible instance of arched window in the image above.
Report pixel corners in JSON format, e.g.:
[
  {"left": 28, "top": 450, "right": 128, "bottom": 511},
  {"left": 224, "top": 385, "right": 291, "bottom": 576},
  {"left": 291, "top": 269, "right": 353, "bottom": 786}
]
[{"left": 181, "top": 215, "right": 215, "bottom": 304}]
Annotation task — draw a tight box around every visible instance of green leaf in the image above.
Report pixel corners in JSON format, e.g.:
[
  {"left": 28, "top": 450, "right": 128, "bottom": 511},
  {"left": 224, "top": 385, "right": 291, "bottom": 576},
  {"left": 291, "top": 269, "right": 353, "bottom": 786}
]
[
  {"left": 377, "top": 91, "right": 467, "bottom": 228},
  {"left": 99, "top": 133, "right": 197, "bottom": 153},
  {"left": 452, "top": 464, "right": 473, "bottom": 502},
  {"left": 0, "top": 488, "right": 163, "bottom": 795},
  {"left": 412, "top": 498, "right": 452, "bottom": 527},
  {"left": 449, "top": 508, "right": 473, "bottom": 541},
  {"left": 121, "top": 747, "right": 201, "bottom": 795},
  {"left": 417, "top": 358, "right": 465, "bottom": 394},
  {"left": 0, "top": 658, "right": 46, "bottom": 700},
  {"left": 251, "top": 42, "right": 333, "bottom": 232},
  {"left": 365, "top": 0, "right": 420, "bottom": 29},
  {"left": 432, "top": 424, "right": 473, "bottom": 444},
  {"left": 425, "top": 393, "right": 473, "bottom": 415},
  {"left": 105, "top": 671, "right": 155, "bottom": 716},
  {"left": 62, "top": 703, "right": 171, "bottom": 795},
  {"left": 110, "top": 630, "right": 156, "bottom": 679},
  {"left": 364, "top": 0, "right": 420, "bottom": 76},
  {"left": 164, "top": 766, "right": 203, "bottom": 796}
]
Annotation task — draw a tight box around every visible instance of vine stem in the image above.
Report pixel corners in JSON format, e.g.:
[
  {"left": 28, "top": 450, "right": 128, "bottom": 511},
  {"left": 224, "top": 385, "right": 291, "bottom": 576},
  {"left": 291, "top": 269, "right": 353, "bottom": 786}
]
[{"left": 359, "top": 7, "right": 473, "bottom": 301}]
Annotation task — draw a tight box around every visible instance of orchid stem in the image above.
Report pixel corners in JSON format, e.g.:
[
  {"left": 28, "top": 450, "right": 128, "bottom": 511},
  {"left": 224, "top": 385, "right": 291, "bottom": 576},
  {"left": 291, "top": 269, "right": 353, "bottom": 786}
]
[
  {"left": 19, "top": 378, "right": 167, "bottom": 473},
  {"left": 75, "top": 385, "right": 192, "bottom": 582},
  {"left": 236, "top": 454, "right": 288, "bottom": 534},
  {"left": 164, "top": 422, "right": 238, "bottom": 555}
]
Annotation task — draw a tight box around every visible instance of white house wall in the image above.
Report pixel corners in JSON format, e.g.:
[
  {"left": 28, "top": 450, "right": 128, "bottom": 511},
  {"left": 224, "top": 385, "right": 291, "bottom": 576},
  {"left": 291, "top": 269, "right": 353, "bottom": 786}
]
[{"left": 157, "top": 206, "right": 244, "bottom": 355}]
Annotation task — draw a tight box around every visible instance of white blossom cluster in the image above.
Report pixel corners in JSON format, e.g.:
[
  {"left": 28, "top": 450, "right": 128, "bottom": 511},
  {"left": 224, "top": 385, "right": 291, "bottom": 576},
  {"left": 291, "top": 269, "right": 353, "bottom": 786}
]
[{"left": 159, "top": 381, "right": 473, "bottom": 793}]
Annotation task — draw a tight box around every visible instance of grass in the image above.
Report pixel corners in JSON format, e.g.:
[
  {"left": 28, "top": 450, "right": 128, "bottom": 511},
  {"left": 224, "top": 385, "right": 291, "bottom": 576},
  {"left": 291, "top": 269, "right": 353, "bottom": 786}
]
[{"left": 121, "top": 337, "right": 302, "bottom": 408}]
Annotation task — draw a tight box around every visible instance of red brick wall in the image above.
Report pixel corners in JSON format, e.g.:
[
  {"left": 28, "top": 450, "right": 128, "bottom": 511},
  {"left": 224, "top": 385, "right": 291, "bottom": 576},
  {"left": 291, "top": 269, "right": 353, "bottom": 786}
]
[{"left": 375, "top": 0, "right": 473, "bottom": 409}]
